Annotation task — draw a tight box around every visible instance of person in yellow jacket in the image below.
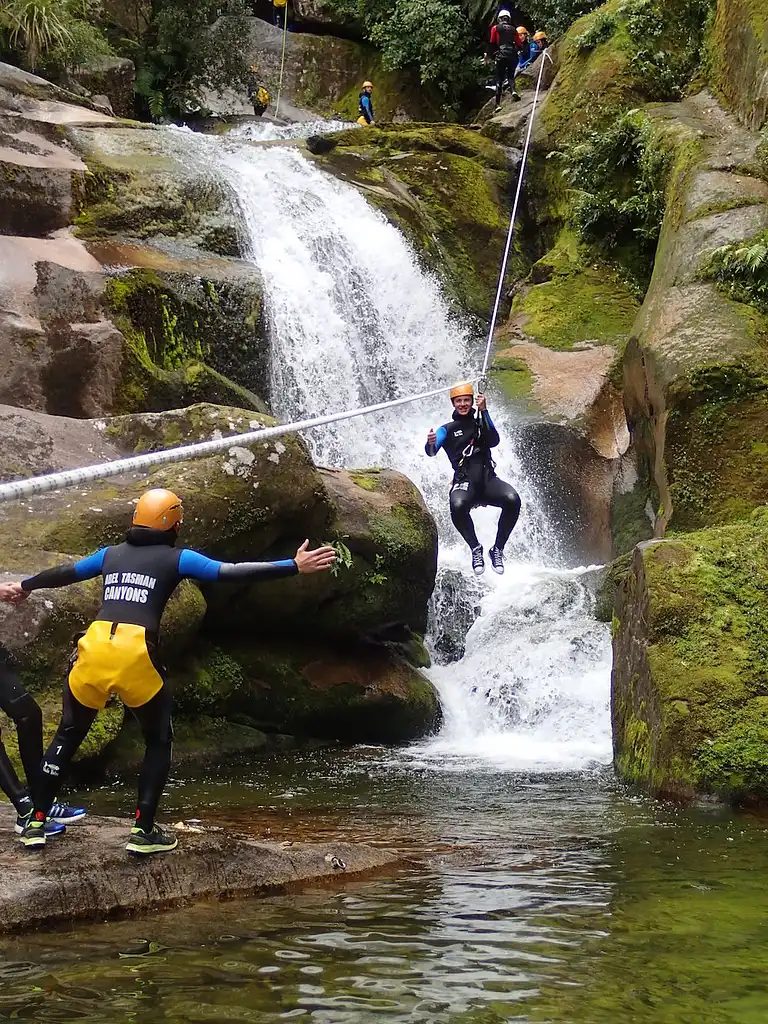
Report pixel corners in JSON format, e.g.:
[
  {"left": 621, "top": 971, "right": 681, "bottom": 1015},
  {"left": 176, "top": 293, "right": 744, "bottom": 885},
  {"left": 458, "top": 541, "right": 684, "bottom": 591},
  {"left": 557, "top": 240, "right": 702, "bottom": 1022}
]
[{"left": 357, "top": 80, "right": 375, "bottom": 126}]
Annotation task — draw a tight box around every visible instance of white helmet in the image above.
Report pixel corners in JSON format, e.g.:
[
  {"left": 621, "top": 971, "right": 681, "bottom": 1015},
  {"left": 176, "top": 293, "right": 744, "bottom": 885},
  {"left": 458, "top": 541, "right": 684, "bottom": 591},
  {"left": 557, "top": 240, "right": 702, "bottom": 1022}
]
[{"left": 498, "top": 8, "right": 512, "bottom": 19}]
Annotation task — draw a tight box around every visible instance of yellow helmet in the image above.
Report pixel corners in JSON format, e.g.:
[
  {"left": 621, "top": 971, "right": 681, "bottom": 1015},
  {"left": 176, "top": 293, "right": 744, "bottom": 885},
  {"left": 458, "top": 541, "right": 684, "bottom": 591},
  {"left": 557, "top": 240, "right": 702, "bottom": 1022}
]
[
  {"left": 534, "top": 30, "right": 548, "bottom": 41},
  {"left": 133, "top": 488, "right": 183, "bottom": 531},
  {"left": 450, "top": 383, "right": 474, "bottom": 401},
  {"left": 363, "top": 80, "right": 373, "bottom": 89},
  {"left": 517, "top": 25, "right": 529, "bottom": 34}
]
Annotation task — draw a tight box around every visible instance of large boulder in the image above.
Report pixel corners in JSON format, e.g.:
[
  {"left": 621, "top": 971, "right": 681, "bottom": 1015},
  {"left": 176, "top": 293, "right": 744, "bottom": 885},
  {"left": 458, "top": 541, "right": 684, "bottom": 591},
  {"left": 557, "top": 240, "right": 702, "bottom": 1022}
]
[
  {"left": 0, "top": 65, "right": 270, "bottom": 417},
  {"left": 618, "top": 92, "right": 768, "bottom": 549},
  {"left": 612, "top": 511, "right": 768, "bottom": 803},
  {"left": 68, "top": 57, "right": 136, "bottom": 120}
]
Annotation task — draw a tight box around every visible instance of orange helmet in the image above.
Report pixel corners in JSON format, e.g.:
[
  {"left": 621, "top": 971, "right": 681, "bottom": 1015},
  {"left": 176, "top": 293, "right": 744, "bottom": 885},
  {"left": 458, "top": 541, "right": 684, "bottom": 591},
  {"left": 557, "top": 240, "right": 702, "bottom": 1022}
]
[
  {"left": 517, "top": 25, "right": 529, "bottom": 35},
  {"left": 133, "top": 488, "right": 183, "bottom": 530},
  {"left": 363, "top": 80, "right": 373, "bottom": 89},
  {"left": 450, "top": 383, "right": 474, "bottom": 401},
  {"left": 534, "top": 30, "right": 548, "bottom": 41}
]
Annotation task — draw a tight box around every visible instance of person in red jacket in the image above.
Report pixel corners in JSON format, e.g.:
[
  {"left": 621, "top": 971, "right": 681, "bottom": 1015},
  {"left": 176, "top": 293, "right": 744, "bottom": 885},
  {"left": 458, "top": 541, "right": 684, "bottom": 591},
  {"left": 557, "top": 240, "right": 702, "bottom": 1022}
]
[{"left": 487, "top": 9, "right": 520, "bottom": 109}]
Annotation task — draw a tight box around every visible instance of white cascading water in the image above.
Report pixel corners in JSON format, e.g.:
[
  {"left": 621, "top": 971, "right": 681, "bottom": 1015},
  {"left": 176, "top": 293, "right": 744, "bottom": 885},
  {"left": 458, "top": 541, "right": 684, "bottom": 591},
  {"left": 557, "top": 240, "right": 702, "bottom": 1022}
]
[{"left": 107, "top": 120, "right": 612, "bottom": 771}]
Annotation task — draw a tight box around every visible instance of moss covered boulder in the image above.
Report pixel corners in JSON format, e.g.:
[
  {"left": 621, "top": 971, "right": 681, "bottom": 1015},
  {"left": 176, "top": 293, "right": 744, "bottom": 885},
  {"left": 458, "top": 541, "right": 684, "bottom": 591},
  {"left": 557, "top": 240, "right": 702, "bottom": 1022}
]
[
  {"left": 175, "top": 638, "right": 440, "bottom": 744},
  {"left": 707, "top": 0, "right": 768, "bottom": 131},
  {"left": 612, "top": 510, "right": 768, "bottom": 802},
  {"left": 618, "top": 92, "right": 768, "bottom": 551},
  {"left": 311, "top": 124, "right": 517, "bottom": 317}
]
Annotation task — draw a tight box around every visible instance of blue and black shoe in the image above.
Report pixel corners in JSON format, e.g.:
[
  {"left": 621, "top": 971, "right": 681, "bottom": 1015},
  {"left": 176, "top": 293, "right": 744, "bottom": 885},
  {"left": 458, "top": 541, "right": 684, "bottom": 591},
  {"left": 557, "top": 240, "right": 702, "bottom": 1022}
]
[
  {"left": 15, "top": 811, "right": 66, "bottom": 841},
  {"left": 49, "top": 801, "right": 87, "bottom": 824}
]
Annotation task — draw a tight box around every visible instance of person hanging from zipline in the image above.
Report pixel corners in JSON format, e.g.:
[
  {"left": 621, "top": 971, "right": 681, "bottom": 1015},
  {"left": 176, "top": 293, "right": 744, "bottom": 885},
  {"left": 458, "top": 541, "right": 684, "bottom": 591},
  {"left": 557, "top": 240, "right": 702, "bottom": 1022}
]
[
  {"left": 425, "top": 384, "right": 521, "bottom": 576},
  {"left": 357, "top": 80, "right": 375, "bottom": 126},
  {"left": 7, "top": 488, "right": 336, "bottom": 855},
  {"left": 487, "top": 9, "right": 520, "bottom": 109}
]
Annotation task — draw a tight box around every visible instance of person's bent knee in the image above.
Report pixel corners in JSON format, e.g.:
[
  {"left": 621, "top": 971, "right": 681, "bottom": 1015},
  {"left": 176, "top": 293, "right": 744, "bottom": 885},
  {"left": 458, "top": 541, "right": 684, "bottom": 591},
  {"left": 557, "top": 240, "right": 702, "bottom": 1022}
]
[{"left": 7, "top": 691, "right": 42, "bottom": 730}]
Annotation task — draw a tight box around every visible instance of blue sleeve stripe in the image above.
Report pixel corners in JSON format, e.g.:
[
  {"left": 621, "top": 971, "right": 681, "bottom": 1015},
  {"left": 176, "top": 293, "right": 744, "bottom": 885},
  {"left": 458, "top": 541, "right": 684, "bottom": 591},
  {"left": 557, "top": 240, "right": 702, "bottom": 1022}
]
[
  {"left": 484, "top": 413, "right": 496, "bottom": 431},
  {"left": 273, "top": 560, "right": 296, "bottom": 569},
  {"left": 74, "top": 548, "right": 107, "bottom": 580},
  {"left": 179, "top": 549, "right": 223, "bottom": 582},
  {"left": 435, "top": 426, "right": 448, "bottom": 452}
]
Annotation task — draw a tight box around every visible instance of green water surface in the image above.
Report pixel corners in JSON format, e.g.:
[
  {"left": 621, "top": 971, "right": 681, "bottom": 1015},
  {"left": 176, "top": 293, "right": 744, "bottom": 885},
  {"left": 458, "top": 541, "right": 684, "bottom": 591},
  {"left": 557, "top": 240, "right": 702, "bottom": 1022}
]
[{"left": 2, "top": 748, "right": 768, "bottom": 1023}]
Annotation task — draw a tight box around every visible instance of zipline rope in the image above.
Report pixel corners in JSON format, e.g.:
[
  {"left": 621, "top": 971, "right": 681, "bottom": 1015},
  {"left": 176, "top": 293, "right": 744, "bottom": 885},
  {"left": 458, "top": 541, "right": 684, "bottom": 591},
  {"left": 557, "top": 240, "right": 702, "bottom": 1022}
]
[
  {"left": 0, "top": 379, "right": 479, "bottom": 503},
  {"left": 275, "top": 2, "right": 289, "bottom": 118},
  {"left": 479, "top": 49, "right": 553, "bottom": 385},
  {"left": 0, "top": 52, "right": 552, "bottom": 504}
]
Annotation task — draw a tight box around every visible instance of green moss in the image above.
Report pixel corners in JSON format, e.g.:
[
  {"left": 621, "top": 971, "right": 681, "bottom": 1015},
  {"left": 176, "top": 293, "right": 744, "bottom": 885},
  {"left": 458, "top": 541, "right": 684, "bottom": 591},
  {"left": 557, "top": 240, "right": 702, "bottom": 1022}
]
[
  {"left": 512, "top": 230, "right": 639, "bottom": 350},
  {"left": 369, "top": 503, "right": 432, "bottom": 562},
  {"left": 489, "top": 351, "right": 537, "bottom": 408},
  {"left": 688, "top": 195, "right": 763, "bottom": 221},
  {"left": 350, "top": 471, "right": 380, "bottom": 491}
]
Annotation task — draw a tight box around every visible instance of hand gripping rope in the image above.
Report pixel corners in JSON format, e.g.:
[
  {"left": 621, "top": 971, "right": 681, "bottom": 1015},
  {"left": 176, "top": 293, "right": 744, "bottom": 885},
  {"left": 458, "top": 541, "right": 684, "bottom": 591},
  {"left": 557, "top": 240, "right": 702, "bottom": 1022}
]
[{"left": 0, "top": 53, "right": 551, "bottom": 505}]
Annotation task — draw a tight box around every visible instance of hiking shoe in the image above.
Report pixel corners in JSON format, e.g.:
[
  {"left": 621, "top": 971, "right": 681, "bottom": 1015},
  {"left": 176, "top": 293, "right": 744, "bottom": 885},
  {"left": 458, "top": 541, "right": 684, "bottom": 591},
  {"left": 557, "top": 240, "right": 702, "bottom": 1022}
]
[
  {"left": 494, "top": 103, "right": 502, "bottom": 112},
  {"left": 126, "top": 824, "right": 178, "bottom": 856},
  {"left": 49, "top": 801, "right": 86, "bottom": 824},
  {"left": 15, "top": 812, "right": 66, "bottom": 838},
  {"left": 489, "top": 546, "right": 505, "bottom": 575},
  {"left": 18, "top": 815, "right": 47, "bottom": 849},
  {"left": 471, "top": 545, "right": 485, "bottom": 576},
  {"left": 511, "top": 90, "right": 521, "bottom": 101}
]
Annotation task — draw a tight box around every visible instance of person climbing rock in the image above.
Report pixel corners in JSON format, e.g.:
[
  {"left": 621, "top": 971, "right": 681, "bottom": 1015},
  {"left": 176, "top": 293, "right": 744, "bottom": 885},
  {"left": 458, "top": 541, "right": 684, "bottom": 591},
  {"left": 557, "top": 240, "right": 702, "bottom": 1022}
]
[
  {"left": 425, "top": 384, "right": 521, "bottom": 576},
  {"left": 487, "top": 9, "right": 520, "bottom": 109},
  {"left": 357, "top": 80, "right": 375, "bottom": 126},
  {"left": 245, "top": 64, "right": 270, "bottom": 116},
  {"left": 11, "top": 488, "right": 336, "bottom": 855},
  {"left": 532, "top": 30, "right": 549, "bottom": 56},
  {"left": 0, "top": 584, "right": 86, "bottom": 839}
]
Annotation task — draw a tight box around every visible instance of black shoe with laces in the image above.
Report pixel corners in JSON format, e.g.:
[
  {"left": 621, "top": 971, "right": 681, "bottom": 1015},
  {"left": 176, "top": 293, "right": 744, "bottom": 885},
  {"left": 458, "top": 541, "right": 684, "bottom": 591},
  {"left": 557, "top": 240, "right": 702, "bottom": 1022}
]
[
  {"left": 489, "top": 545, "right": 505, "bottom": 575},
  {"left": 126, "top": 823, "right": 178, "bottom": 856},
  {"left": 471, "top": 545, "right": 485, "bottom": 576}
]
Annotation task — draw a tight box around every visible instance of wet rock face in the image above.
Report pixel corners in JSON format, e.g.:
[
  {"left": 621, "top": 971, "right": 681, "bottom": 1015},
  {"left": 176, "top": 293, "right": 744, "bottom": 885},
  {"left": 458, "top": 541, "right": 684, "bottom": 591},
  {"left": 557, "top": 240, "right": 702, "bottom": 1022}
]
[
  {"left": 0, "top": 806, "right": 402, "bottom": 933},
  {"left": 708, "top": 0, "right": 768, "bottom": 131},
  {"left": 612, "top": 511, "right": 768, "bottom": 804}
]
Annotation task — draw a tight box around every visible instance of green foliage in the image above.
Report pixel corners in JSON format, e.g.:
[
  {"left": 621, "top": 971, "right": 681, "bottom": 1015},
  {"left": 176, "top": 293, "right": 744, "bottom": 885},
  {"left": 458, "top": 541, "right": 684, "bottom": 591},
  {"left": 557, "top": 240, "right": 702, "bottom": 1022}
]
[
  {"left": 620, "top": 0, "right": 714, "bottom": 100},
  {"left": 327, "top": 539, "right": 353, "bottom": 576},
  {"left": 129, "top": 0, "right": 250, "bottom": 121},
  {"left": 556, "top": 109, "right": 673, "bottom": 280},
  {"left": 1, "top": 0, "right": 71, "bottom": 70},
  {"left": 701, "top": 233, "right": 768, "bottom": 313},
  {"left": 573, "top": 11, "right": 616, "bottom": 52},
  {"left": 521, "top": 0, "right": 605, "bottom": 36}
]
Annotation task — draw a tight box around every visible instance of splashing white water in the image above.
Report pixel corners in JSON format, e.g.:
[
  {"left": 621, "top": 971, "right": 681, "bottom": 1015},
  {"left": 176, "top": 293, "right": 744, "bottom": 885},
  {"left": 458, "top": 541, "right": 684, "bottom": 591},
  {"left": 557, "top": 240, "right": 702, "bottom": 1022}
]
[{"left": 114, "top": 121, "right": 612, "bottom": 771}]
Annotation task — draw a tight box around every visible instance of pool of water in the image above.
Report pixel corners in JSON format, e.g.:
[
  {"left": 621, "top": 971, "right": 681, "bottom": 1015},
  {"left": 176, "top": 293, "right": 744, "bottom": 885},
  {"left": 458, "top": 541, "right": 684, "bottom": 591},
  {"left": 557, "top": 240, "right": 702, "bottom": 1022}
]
[{"left": 3, "top": 748, "right": 768, "bottom": 1023}]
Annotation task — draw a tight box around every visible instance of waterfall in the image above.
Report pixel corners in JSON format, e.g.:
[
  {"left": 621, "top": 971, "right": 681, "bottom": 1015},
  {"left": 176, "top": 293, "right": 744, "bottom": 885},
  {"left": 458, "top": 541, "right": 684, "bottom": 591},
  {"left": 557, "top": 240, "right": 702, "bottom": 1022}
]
[{"left": 189, "top": 123, "right": 613, "bottom": 771}]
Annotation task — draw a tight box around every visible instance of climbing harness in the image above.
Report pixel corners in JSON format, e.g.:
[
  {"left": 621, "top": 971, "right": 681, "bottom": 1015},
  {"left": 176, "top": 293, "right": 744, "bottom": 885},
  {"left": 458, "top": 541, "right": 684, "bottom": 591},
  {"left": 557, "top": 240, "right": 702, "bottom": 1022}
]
[
  {"left": 0, "top": 52, "right": 551, "bottom": 505},
  {"left": 275, "top": 2, "right": 289, "bottom": 118}
]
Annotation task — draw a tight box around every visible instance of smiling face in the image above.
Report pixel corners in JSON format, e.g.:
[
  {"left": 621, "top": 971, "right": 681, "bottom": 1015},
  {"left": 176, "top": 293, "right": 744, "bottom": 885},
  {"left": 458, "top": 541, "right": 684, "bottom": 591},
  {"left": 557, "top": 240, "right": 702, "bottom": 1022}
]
[{"left": 452, "top": 395, "right": 474, "bottom": 416}]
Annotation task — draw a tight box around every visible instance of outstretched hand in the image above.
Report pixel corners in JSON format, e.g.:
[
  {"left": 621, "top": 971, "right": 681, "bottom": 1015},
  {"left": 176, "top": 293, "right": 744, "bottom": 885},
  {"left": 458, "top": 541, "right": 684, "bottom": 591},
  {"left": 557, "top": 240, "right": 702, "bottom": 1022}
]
[
  {"left": 0, "top": 582, "right": 28, "bottom": 605},
  {"left": 476, "top": 393, "right": 487, "bottom": 412},
  {"left": 294, "top": 540, "right": 337, "bottom": 574}
]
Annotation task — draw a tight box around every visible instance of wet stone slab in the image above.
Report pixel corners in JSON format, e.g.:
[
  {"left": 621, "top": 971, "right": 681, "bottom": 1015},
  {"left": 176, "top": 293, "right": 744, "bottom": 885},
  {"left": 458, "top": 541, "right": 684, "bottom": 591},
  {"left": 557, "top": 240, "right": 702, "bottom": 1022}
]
[{"left": 0, "top": 806, "right": 402, "bottom": 933}]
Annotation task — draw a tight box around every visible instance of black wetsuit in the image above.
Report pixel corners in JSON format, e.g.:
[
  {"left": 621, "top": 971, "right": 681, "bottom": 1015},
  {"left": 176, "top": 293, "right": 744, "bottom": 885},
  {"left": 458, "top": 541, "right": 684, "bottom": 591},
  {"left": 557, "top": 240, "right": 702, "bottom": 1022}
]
[
  {"left": 426, "top": 408, "right": 521, "bottom": 551},
  {"left": 489, "top": 21, "right": 519, "bottom": 104},
  {"left": 21, "top": 527, "right": 299, "bottom": 830},
  {"left": 0, "top": 646, "right": 42, "bottom": 816}
]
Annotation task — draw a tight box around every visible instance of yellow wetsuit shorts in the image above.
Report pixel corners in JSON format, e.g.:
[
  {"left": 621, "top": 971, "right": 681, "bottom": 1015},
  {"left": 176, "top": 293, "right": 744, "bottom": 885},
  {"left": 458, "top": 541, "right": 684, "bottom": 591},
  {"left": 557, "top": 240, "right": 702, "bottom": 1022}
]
[{"left": 68, "top": 620, "right": 165, "bottom": 710}]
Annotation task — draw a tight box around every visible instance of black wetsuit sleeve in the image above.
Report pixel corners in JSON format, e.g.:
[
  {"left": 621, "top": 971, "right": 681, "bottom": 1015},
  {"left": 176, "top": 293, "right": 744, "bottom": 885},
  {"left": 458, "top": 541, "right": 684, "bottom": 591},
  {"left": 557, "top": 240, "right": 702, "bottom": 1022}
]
[
  {"left": 178, "top": 549, "right": 299, "bottom": 582},
  {"left": 481, "top": 411, "right": 501, "bottom": 448},
  {"left": 21, "top": 548, "right": 107, "bottom": 592}
]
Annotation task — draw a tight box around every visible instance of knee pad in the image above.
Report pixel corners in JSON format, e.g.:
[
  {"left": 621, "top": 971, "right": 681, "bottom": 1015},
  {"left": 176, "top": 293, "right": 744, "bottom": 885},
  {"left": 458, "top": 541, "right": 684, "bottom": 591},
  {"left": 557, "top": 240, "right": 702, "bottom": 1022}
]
[{"left": 6, "top": 690, "right": 42, "bottom": 729}]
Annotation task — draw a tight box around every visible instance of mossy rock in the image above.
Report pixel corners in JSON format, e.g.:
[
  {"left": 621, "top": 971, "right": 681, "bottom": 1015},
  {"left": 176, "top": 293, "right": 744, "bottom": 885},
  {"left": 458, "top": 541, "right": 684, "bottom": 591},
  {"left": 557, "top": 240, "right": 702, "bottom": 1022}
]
[
  {"left": 183, "top": 637, "right": 441, "bottom": 744},
  {"left": 489, "top": 351, "right": 538, "bottom": 410},
  {"left": 105, "top": 268, "right": 268, "bottom": 414},
  {"left": 312, "top": 124, "right": 519, "bottom": 317},
  {"left": 510, "top": 228, "right": 639, "bottom": 351},
  {"left": 706, "top": 0, "right": 768, "bottom": 131},
  {"left": 612, "top": 513, "right": 768, "bottom": 802}
]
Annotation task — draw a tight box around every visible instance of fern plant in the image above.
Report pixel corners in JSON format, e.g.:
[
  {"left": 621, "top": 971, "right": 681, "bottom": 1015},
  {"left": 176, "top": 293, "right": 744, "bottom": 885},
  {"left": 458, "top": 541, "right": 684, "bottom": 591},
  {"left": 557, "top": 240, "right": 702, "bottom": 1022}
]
[{"left": 702, "top": 235, "right": 768, "bottom": 312}]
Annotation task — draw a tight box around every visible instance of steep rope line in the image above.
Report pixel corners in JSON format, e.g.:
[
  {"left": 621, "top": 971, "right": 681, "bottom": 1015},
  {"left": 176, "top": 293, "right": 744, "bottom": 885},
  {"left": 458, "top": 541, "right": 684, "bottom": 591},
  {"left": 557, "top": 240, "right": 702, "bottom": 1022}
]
[
  {"left": 275, "top": 3, "right": 289, "bottom": 118},
  {"left": 479, "top": 50, "right": 553, "bottom": 384}
]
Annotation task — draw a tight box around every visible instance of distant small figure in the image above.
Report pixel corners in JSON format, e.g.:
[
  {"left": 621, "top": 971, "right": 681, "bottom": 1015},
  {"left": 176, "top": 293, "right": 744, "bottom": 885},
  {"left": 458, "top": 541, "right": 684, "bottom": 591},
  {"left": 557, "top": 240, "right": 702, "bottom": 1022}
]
[
  {"left": 357, "top": 80, "right": 375, "bottom": 126},
  {"left": 245, "top": 65, "right": 270, "bottom": 116},
  {"left": 487, "top": 9, "right": 520, "bottom": 110},
  {"left": 273, "top": 0, "right": 287, "bottom": 27}
]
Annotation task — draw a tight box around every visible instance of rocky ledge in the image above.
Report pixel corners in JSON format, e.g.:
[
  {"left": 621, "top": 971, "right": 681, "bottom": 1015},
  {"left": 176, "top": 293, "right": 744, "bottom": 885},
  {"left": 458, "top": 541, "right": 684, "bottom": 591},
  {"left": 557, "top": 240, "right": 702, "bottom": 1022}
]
[{"left": 0, "top": 806, "right": 401, "bottom": 932}]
